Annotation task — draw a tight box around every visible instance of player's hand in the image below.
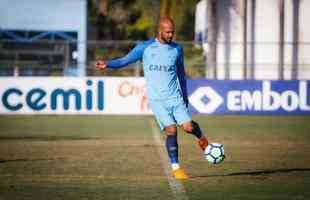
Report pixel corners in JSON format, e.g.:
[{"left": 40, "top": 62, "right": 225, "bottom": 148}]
[{"left": 95, "top": 59, "right": 107, "bottom": 71}]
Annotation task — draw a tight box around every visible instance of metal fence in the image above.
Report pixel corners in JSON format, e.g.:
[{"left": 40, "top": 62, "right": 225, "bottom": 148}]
[{"left": 0, "top": 40, "right": 309, "bottom": 79}]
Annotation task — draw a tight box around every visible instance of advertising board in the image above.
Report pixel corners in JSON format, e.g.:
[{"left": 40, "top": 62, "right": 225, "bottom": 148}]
[{"left": 1, "top": 77, "right": 309, "bottom": 115}]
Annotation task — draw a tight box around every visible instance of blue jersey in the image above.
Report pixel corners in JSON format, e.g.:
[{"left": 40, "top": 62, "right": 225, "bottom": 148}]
[{"left": 107, "top": 38, "right": 188, "bottom": 103}]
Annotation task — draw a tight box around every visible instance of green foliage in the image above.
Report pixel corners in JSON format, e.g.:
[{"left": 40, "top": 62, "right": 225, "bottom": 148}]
[
  {"left": 89, "top": 0, "right": 201, "bottom": 40},
  {"left": 88, "top": 0, "right": 206, "bottom": 77}
]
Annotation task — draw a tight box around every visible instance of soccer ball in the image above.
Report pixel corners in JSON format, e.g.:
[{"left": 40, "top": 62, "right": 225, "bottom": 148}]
[{"left": 204, "top": 143, "right": 225, "bottom": 164}]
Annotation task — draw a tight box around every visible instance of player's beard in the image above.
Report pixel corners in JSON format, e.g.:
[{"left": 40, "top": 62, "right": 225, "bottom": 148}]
[
  {"left": 161, "top": 33, "right": 173, "bottom": 43},
  {"left": 165, "top": 37, "right": 172, "bottom": 43},
  {"left": 162, "top": 37, "right": 172, "bottom": 43}
]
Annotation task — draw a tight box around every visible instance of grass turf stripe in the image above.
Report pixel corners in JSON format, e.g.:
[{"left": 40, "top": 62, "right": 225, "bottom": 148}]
[{"left": 149, "top": 120, "right": 189, "bottom": 200}]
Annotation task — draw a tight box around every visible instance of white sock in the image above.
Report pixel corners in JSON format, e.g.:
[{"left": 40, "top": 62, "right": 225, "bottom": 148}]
[{"left": 171, "top": 163, "right": 180, "bottom": 171}]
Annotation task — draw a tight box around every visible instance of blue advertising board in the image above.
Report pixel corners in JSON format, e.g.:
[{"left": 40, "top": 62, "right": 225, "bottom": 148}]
[{"left": 187, "top": 80, "right": 310, "bottom": 115}]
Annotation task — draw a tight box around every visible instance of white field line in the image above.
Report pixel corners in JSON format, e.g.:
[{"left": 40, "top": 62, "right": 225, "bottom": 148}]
[{"left": 149, "top": 120, "right": 189, "bottom": 200}]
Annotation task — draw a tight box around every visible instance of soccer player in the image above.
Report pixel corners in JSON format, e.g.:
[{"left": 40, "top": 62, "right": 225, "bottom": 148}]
[{"left": 95, "top": 17, "right": 209, "bottom": 179}]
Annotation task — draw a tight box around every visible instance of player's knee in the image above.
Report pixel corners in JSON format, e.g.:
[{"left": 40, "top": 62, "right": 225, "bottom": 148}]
[
  {"left": 182, "top": 122, "right": 194, "bottom": 133},
  {"left": 165, "top": 125, "right": 177, "bottom": 135}
]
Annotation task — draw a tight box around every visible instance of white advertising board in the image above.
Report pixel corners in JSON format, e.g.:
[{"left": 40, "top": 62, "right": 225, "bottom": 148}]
[
  {"left": 0, "top": 77, "right": 152, "bottom": 115},
  {"left": 105, "top": 77, "right": 152, "bottom": 115}
]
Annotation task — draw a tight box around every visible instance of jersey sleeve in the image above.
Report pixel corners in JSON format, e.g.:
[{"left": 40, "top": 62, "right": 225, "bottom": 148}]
[
  {"left": 176, "top": 46, "right": 189, "bottom": 106},
  {"left": 106, "top": 43, "right": 144, "bottom": 69}
]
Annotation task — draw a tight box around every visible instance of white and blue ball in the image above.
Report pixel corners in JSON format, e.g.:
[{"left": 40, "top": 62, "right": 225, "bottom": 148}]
[{"left": 204, "top": 143, "right": 225, "bottom": 164}]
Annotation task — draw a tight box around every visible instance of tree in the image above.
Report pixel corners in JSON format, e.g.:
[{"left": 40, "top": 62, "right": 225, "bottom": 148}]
[{"left": 89, "top": 0, "right": 200, "bottom": 41}]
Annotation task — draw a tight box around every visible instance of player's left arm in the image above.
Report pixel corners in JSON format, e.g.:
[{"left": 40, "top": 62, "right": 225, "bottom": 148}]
[{"left": 176, "top": 46, "right": 189, "bottom": 106}]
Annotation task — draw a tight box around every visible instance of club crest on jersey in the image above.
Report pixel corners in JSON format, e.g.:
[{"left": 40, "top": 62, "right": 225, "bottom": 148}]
[
  {"left": 168, "top": 46, "right": 174, "bottom": 51},
  {"left": 169, "top": 55, "right": 177, "bottom": 63}
]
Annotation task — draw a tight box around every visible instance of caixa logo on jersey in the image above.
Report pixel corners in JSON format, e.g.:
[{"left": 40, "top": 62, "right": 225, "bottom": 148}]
[
  {"left": 188, "top": 80, "right": 310, "bottom": 115},
  {"left": 0, "top": 78, "right": 104, "bottom": 114}
]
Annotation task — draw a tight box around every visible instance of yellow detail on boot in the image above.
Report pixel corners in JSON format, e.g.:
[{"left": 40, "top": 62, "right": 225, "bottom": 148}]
[{"left": 173, "top": 168, "right": 189, "bottom": 179}]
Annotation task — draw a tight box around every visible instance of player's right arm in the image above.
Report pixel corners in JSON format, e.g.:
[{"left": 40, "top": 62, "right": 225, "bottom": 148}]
[{"left": 95, "top": 43, "right": 144, "bottom": 71}]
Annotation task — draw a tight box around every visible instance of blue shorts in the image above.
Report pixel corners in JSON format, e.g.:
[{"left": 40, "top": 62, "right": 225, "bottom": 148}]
[{"left": 149, "top": 97, "right": 192, "bottom": 131}]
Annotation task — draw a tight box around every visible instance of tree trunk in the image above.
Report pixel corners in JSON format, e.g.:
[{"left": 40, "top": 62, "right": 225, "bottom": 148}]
[{"left": 160, "top": 0, "right": 172, "bottom": 18}]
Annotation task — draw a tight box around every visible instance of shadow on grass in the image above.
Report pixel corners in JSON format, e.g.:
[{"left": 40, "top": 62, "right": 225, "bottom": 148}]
[
  {"left": 0, "top": 136, "right": 98, "bottom": 141},
  {"left": 194, "top": 168, "right": 310, "bottom": 178},
  {"left": 0, "top": 157, "right": 65, "bottom": 163}
]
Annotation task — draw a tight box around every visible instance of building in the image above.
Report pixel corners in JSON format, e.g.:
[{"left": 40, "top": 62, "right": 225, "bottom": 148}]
[
  {"left": 0, "top": 0, "right": 87, "bottom": 76},
  {"left": 195, "top": 0, "right": 310, "bottom": 80}
]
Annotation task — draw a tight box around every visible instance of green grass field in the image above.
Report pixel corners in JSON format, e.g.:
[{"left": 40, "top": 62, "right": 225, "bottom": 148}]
[{"left": 0, "top": 115, "right": 310, "bottom": 200}]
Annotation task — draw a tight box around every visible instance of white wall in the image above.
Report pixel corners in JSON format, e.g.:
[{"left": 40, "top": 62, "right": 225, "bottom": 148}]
[
  {"left": 251, "top": 0, "right": 279, "bottom": 79},
  {"left": 216, "top": 0, "right": 244, "bottom": 80},
  {"left": 298, "top": 0, "right": 310, "bottom": 79},
  {"left": 207, "top": 0, "right": 310, "bottom": 80}
]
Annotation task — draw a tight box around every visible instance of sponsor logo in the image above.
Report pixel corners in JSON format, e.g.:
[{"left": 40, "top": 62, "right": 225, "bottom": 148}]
[
  {"left": 117, "top": 81, "right": 150, "bottom": 112},
  {"left": 189, "top": 87, "right": 223, "bottom": 114},
  {"left": 1, "top": 80, "right": 104, "bottom": 112},
  {"left": 189, "top": 81, "right": 310, "bottom": 114},
  {"left": 148, "top": 64, "right": 175, "bottom": 72},
  {"left": 228, "top": 81, "right": 310, "bottom": 112}
]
